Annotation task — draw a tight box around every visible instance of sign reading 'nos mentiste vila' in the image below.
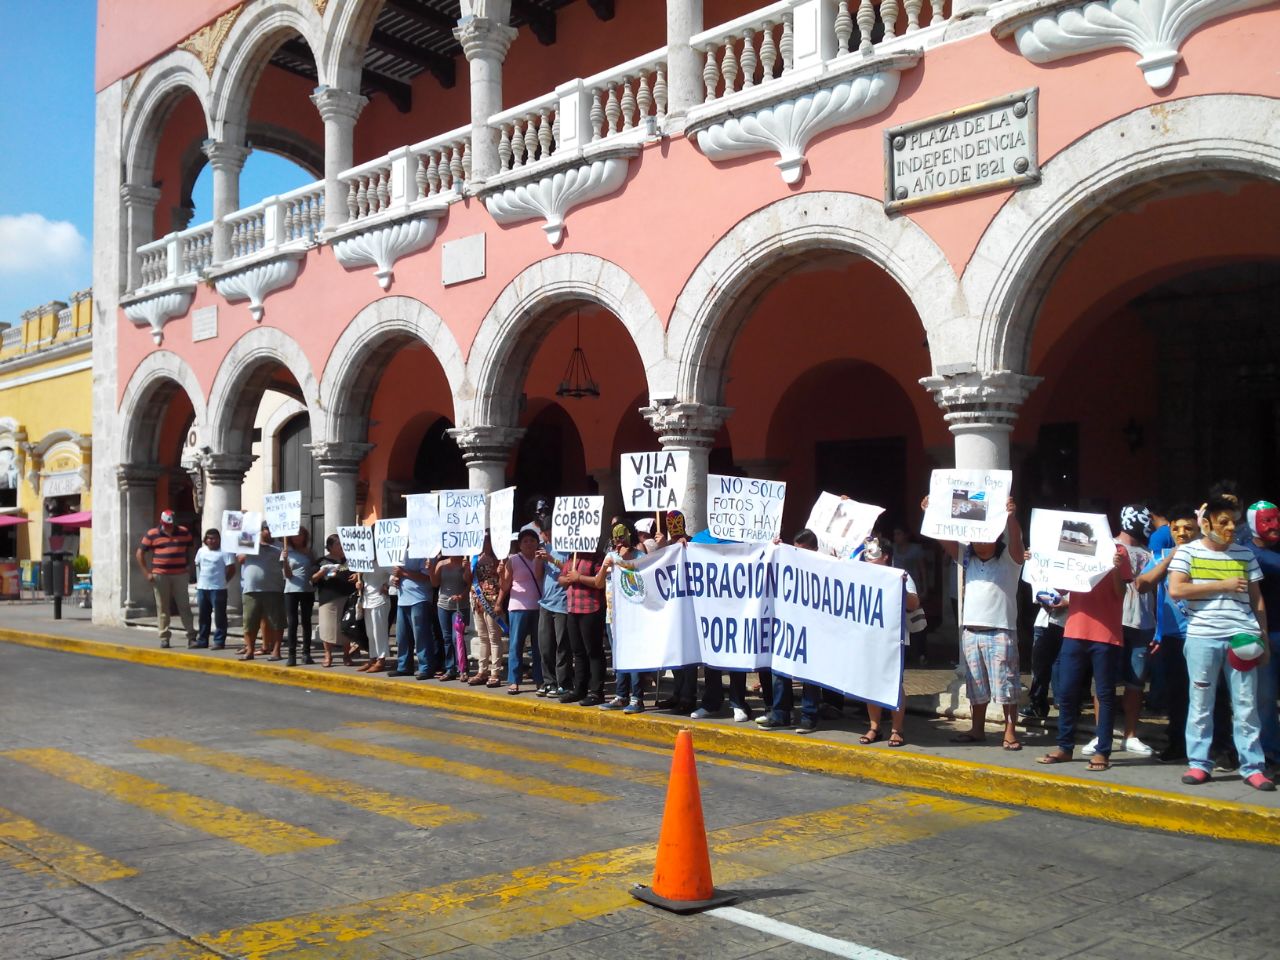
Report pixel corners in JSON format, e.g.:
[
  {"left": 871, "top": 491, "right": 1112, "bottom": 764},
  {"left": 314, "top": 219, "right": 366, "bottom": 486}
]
[{"left": 884, "top": 89, "right": 1039, "bottom": 212}]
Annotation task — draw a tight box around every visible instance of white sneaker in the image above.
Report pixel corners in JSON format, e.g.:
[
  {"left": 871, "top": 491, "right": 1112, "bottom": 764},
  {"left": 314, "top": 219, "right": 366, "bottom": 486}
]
[
  {"left": 1081, "top": 737, "right": 1099, "bottom": 756},
  {"left": 1124, "top": 736, "right": 1154, "bottom": 756},
  {"left": 733, "top": 708, "right": 750, "bottom": 723},
  {"left": 690, "top": 707, "right": 712, "bottom": 719}
]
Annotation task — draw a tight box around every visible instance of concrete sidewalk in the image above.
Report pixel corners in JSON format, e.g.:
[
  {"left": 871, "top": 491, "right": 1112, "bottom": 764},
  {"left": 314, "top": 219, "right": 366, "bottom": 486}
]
[{"left": 3, "top": 599, "right": 1278, "bottom": 845}]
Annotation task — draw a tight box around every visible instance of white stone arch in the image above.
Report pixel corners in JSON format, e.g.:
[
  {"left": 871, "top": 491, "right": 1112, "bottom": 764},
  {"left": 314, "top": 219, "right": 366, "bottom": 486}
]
[
  {"left": 964, "top": 94, "right": 1280, "bottom": 373},
  {"left": 117, "top": 351, "right": 209, "bottom": 464},
  {"left": 208, "top": 0, "right": 327, "bottom": 144},
  {"left": 207, "top": 327, "right": 321, "bottom": 455},
  {"left": 667, "top": 191, "right": 965, "bottom": 407},
  {"left": 319, "top": 295, "right": 467, "bottom": 444},
  {"left": 319, "top": 0, "right": 385, "bottom": 96},
  {"left": 121, "top": 50, "right": 212, "bottom": 184},
  {"left": 463, "top": 254, "right": 670, "bottom": 427}
]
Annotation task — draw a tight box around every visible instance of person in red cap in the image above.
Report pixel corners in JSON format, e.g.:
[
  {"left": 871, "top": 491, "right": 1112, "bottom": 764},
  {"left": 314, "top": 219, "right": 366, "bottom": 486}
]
[{"left": 135, "top": 508, "right": 196, "bottom": 648}]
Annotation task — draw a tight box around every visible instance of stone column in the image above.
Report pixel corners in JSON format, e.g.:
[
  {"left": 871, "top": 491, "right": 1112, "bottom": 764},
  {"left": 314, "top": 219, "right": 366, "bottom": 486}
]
[
  {"left": 117, "top": 464, "right": 162, "bottom": 619},
  {"left": 919, "top": 370, "right": 1040, "bottom": 471},
  {"left": 665, "top": 0, "right": 704, "bottom": 124},
  {"left": 447, "top": 425, "right": 525, "bottom": 493},
  {"left": 455, "top": 8, "right": 518, "bottom": 184},
  {"left": 201, "top": 139, "right": 252, "bottom": 262},
  {"left": 201, "top": 452, "right": 255, "bottom": 612},
  {"left": 308, "top": 441, "right": 372, "bottom": 529},
  {"left": 589, "top": 466, "right": 624, "bottom": 525},
  {"left": 120, "top": 183, "right": 161, "bottom": 292},
  {"left": 310, "top": 86, "right": 368, "bottom": 229},
  {"left": 639, "top": 401, "right": 731, "bottom": 534}
]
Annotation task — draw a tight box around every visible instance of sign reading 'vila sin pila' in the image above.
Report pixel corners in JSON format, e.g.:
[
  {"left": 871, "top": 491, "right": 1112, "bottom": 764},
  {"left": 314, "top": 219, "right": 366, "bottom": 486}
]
[{"left": 884, "top": 89, "right": 1040, "bottom": 213}]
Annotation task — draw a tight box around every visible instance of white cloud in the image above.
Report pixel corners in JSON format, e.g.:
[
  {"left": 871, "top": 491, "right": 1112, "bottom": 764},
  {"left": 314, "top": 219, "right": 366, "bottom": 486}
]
[{"left": 0, "top": 213, "right": 86, "bottom": 274}]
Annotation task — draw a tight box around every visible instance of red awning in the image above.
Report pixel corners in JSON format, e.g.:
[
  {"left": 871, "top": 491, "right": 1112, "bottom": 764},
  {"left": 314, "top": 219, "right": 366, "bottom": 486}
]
[
  {"left": 48, "top": 511, "right": 92, "bottom": 528},
  {"left": 0, "top": 514, "right": 30, "bottom": 528}
]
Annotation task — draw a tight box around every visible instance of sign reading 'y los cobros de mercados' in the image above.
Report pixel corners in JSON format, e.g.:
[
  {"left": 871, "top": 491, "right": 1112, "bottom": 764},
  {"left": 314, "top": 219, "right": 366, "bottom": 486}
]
[{"left": 884, "top": 89, "right": 1039, "bottom": 212}]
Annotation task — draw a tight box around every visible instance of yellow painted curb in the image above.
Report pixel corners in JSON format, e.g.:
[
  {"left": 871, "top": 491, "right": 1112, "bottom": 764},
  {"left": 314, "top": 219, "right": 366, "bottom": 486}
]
[{"left": 3, "top": 627, "right": 1277, "bottom": 846}]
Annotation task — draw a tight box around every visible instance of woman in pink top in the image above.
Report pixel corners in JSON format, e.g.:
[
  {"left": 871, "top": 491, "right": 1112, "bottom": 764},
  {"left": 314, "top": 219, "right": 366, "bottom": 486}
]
[{"left": 501, "top": 529, "right": 545, "bottom": 693}]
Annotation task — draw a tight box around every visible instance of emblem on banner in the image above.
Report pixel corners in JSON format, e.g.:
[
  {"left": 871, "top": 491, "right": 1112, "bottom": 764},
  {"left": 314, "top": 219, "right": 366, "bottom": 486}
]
[{"left": 619, "top": 568, "right": 646, "bottom": 604}]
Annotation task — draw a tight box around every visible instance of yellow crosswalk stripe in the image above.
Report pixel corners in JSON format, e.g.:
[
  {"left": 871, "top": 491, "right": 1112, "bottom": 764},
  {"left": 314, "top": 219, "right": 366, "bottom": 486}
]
[
  {"left": 131, "top": 792, "right": 1014, "bottom": 959},
  {"left": 2, "top": 749, "right": 337, "bottom": 856},
  {"left": 433, "top": 708, "right": 789, "bottom": 775},
  {"left": 348, "top": 720, "right": 671, "bottom": 787},
  {"left": 0, "top": 804, "right": 136, "bottom": 883},
  {"left": 135, "top": 737, "right": 479, "bottom": 830},
  {"left": 259, "top": 728, "right": 614, "bottom": 805}
]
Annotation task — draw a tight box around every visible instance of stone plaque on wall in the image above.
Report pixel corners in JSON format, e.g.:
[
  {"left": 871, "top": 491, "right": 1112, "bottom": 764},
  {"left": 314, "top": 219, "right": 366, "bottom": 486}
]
[
  {"left": 191, "top": 305, "right": 218, "bottom": 342},
  {"left": 442, "top": 233, "right": 486, "bottom": 287},
  {"left": 884, "top": 89, "right": 1039, "bottom": 213}
]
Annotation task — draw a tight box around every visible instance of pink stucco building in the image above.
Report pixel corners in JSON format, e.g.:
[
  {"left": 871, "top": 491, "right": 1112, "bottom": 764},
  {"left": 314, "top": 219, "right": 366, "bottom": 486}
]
[{"left": 93, "top": 0, "right": 1280, "bottom": 621}]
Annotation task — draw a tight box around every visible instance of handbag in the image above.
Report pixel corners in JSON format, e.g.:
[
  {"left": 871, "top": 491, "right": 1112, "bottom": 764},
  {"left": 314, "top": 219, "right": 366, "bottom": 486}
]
[{"left": 340, "top": 594, "right": 365, "bottom": 641}]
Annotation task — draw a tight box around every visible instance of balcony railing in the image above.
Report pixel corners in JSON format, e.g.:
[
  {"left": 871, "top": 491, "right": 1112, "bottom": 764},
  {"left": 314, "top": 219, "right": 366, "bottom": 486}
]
[
  {"left": 225, "top": 182, "right": 326, "bottom": 261},
  {"left": 337, "top": 124, "right": 471, "bottom": 228}
]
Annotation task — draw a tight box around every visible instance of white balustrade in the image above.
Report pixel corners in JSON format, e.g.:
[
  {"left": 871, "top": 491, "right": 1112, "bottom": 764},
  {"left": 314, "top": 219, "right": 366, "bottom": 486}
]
[
  {"left": 693, "top": 0, "right": 795, "bottom": 103},
  {"left": 582, "top": 49, "right": 668, "bottom": 143},
  {"left": 1, "top": 327, "right": 21, "bottom": 351},
  {"left": 493, "top": 92, "right": 561, "bottom": 173},
  {"left": 137, "top": 238, "right": 170, "bottom": 287},
  {"left": 181, "top": 224, "right": 215, "bottom": 275},
  {"left": 410, "top": 126, "right": 472, "bottom": 200},
  {"left": 56, "top": 308, "right": 73, "bottom": 337}
]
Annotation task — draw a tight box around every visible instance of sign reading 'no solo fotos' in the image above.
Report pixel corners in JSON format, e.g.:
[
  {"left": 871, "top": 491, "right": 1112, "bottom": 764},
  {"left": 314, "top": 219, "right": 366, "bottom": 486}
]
[{"left": 620, "top": 451, "right": 689, "bottom": 512}]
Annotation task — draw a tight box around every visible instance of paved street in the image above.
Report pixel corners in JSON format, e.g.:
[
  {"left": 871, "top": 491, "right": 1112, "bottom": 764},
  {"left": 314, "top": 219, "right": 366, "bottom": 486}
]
[{"left": 2, "top": 643, "right": 1279, "bottom": 960}]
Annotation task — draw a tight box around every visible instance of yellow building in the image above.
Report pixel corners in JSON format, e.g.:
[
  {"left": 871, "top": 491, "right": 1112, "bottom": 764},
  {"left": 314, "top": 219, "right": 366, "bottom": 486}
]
[{"left": 0, "top": 290, "right": 94, "bottom": 595}]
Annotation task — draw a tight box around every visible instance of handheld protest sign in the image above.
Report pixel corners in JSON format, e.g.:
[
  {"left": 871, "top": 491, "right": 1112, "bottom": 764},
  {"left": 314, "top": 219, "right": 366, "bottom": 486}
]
[
  {"left": 337, "top": 525, "right": 376, "bottom": 573},
  {"left": 707, "top": 474, "right": 786, "bottom": 543},
  {"left": 1021, "top": 509, "right": 1116, "bottom": 592},
  {"left": 262, "top": 491, "right": 302, "bottom": 538},
  {"left": 406, "top": 493, "right": 442, "bottom": 558},
  {"left": 438, "top": 490, "right": 486, "bottom": 556},
  {"left": 620, "top": 451, "right": 689, "bottom": 512},
  {"left": 373, "top": 517, "right": 409, "bottom": 568},
  {"left": 552, "top": 496, "right": 604, "bottom": 553},
  {"left": 222, "top": 510, "right": 262, "bottom": 555},
  {"left": 488, "top": 486, "right": 516, "bottom": 560},
  {"left": 805, "top": 493, "right": 883, "bottom": 557},
  {"left": 920, "top": 470, "right": 1012, "bottom": 544}
]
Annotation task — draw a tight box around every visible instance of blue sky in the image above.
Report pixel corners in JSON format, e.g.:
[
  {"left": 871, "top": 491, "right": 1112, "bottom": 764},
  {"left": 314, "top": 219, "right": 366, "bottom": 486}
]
[{"left": 0, "top": 2, "right": 311, "bottom": 325}]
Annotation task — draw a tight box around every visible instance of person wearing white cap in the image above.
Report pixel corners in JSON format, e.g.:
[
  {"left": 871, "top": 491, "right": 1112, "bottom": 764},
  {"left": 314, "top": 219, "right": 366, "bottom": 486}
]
[{"left": 135, "top": 508, "right": 196, "bottom": 648}]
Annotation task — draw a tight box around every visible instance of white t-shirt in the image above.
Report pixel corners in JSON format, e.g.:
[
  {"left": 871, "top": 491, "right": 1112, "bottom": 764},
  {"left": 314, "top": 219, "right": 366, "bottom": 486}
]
[
  {"left": 1167, "top": 540, "right": 1262, "bottom": 639},
  {"left": 194, "top": 546, "right": 230, "bottom": 591},
  {"left": 962, "top": 546, "right": 1022, "bottom": 631},
  {"left": 1121, "top": 544, "right": 1154, "bottom": 630},
  {"left": 361, "top": 567, "right": 390, "bottom": 609}
]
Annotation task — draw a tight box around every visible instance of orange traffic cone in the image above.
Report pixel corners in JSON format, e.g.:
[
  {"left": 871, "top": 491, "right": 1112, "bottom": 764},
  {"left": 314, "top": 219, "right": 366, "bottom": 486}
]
[{"left": 631, "top": 728, "right": 736, "bottom": 913}]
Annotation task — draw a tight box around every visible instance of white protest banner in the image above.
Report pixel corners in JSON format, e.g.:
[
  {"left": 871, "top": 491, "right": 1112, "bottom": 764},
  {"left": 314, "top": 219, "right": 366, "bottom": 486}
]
[
  {"left": 262, "top": 491, "right": 302, "bottom": 538},
  {"left": 619, "top": 450, "right": 689, "bottom": 512},
  {"left": 1021, "top": 509, "right": 1116, "bottom": 592},
  {"left": 488, "top": 486, "right": 516, "bottom": 560},
  {"left": 406, "top": 493, "right": 441, "bottom": 558},
  {"left": 805, "top": 493, "right": 884, "bottom": 558},
  {"left": 374, "top": 517, "right": 409, "bottom": 568},
  {"left": 707, "top": 474, "right": 786, "bottom": 543},
  {"left": 553, "top": 496, "right": 604, "bottom": 553},
  {"left": 337, "top": 525, "right": 376, "bottom": 573},
  {"left": 222, "top": 510, "right": 262, "bottom": 555},
  {"left": 439, "top": 489, "right": 487, "bottom": 556},
  {"left": 921, "top": 469, "right": 1012, "bottom": 544},
  {"left": 610, "top": 540, "right": 905, "bottom": 709}
]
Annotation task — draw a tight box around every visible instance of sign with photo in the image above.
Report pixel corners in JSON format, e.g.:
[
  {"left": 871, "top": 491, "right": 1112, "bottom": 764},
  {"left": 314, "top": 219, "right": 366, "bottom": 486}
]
[
  {"left": 406, "top": 493, "right": 441, "bottom": 558},
  {"left": 805, "top": 493, "right": 884, "bottom": 558},
  {"left": 620, "top": 450, "right": 689, "bottom": 512},
  {"left": 553, "top": 496, "right": 604, "bottom": 553},
  {"left": 920, "top": 469, "right": 1012, "bottom": 544},
  {"left": 374, "top": 517, "right": 409, "bottom": 568},
  {"left": 337, "top": 525, "right": 376, "bottom": 573},
  {"left": 1021, "top": 509, "right": 1116, "bottom": 592},
  {"left": 707, "top": 474, "right": 786, "bottom": 543},
  {"left": 221, "top": 510, "right": 262, "bottom": 555},
  {"left": 488, "top": 486, "right": 516, "bottom": 560},
  {"left": 263, "top": 491, "right": 302, "bottom": 538},
  {"left": 439, "top": 489, "right": 487, "bottom": 556}
]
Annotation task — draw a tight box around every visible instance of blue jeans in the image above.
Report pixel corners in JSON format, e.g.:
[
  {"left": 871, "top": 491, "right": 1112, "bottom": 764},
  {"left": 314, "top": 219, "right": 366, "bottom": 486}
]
[
  {"left": 771, "top": 675, "right": 819, "bottom": 724},
  {"left": 436, "top": 605, "right": 461, "bottom": 675},
  {"left": 1185, "top": 635, "right": 1266, "bottom": 777},
  {"left": 397, "top": 601, "right": 433, "bottom": 676},
  {"left": 506, "top": 609, "right": 543, "bottom": 685},
  {"left": 1056, "top": 638, "right": 1120, "bottom": 757},
  {"left": 196, "top": 589, "right": 227, "bottom": 647},
  {"left": 1257, "top": 635, "right": 1280, "bottom": 762},
  {"left": 1027, "top": 623, "right": 1064, "bottom": 714}
]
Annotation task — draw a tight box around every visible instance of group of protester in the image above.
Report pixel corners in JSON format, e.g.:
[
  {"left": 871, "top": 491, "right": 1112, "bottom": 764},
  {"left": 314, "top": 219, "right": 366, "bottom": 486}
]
[{"left": 135, "top": 481, "right": 1280, "bottom": 791}]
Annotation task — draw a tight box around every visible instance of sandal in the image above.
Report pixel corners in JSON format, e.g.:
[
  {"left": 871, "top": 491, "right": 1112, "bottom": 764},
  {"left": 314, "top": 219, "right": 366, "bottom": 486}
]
[
  {"left": 858, "top": 726, "right": 882, "bottom": 745},
  {"left": 949, "top": 733, "right": 986, "bottom": 744},
  {"left": 1086, "top": 756, "right": 1111, "bottom": 772},
  {"left": 467, "top": 675, "right": 486, "bottom": 686},
  {"left": 486, "top": 678, "right": 502, "bottom": 688},
  {"left": 1002, "top": 739, "right": 1023, "bottom": 751},
  {"left": 507, "top": 684, "right": 520, "bottom": 695},
  {"left": 1037, "top": 751, "right": 1072, "bottom": 765},
  {"left": 888, "top": 731, "right": 905, "bottom": 747}
]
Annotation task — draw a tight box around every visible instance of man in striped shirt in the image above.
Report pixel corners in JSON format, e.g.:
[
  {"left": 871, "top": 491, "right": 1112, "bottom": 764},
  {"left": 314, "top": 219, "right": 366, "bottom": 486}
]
[
  {"left": 1167, "top": 496, "right": 1273, "bottom": 791},
  {"left": 135, "top": 509, "right": 196, "bottom": 649}
]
